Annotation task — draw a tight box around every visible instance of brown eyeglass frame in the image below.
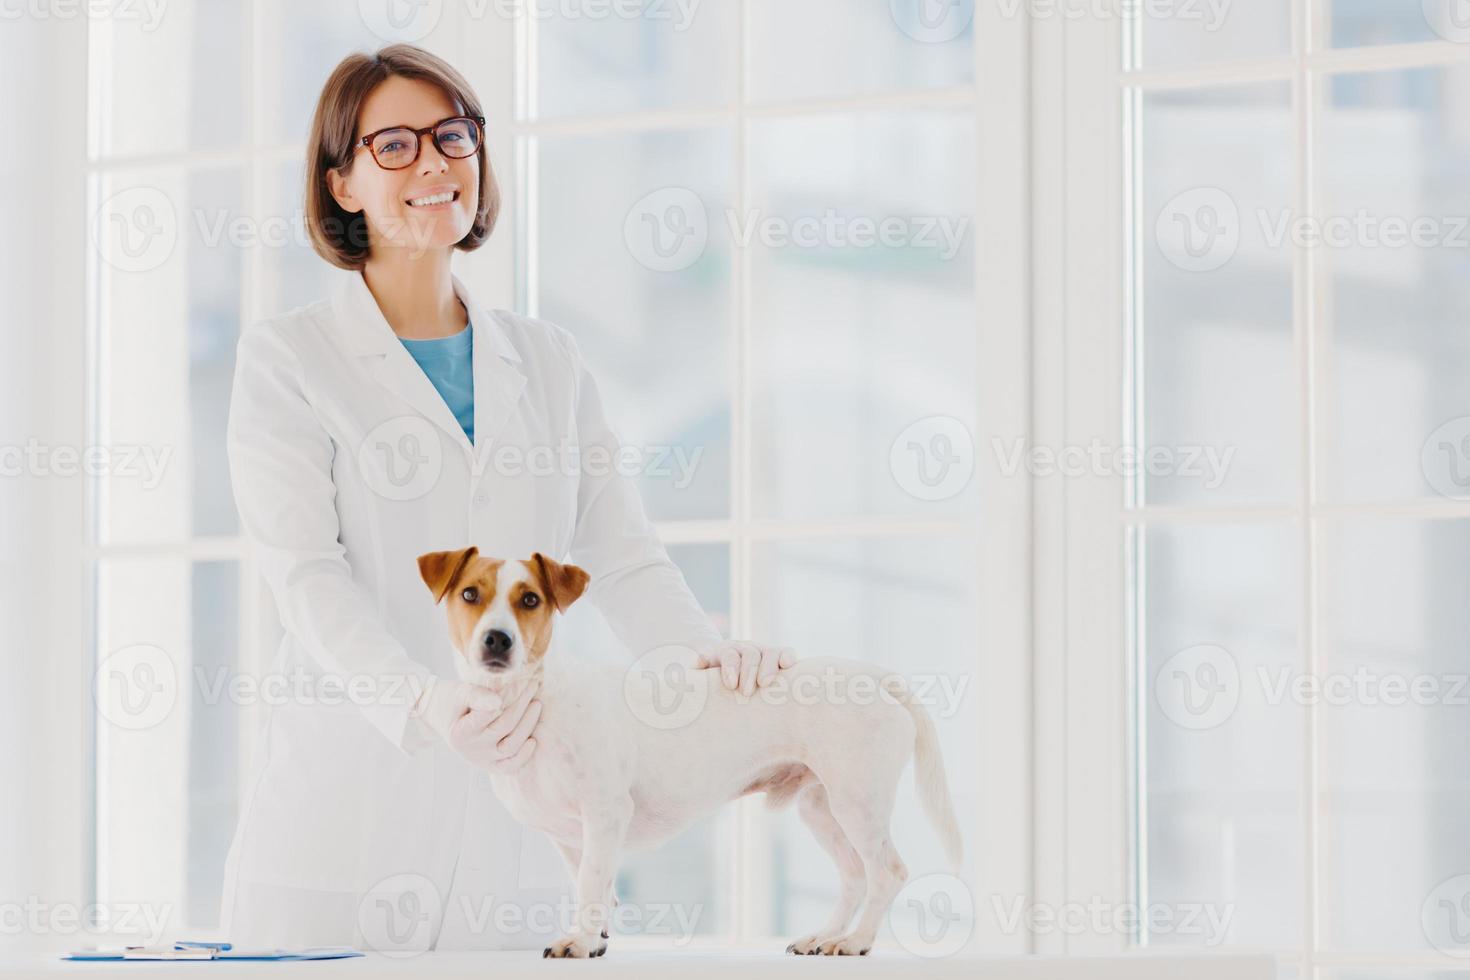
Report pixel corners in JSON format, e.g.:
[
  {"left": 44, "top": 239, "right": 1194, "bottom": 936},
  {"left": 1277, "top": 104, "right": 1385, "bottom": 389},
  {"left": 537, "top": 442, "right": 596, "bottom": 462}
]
[{"left": 354, "top": 115, "right": 486, "bottom": 170}]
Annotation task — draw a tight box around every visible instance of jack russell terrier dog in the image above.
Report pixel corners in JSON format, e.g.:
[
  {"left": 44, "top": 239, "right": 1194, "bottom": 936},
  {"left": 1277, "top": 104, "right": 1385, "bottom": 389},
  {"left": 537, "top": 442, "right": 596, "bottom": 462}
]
[{"left": 417, "top": 547, "right": 963, "bottom": 959}]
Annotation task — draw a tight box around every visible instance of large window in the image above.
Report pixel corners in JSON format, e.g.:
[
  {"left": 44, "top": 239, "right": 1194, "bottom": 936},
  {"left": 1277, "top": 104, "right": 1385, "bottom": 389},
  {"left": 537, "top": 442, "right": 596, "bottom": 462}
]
[{"left": 1123, "top": 0, "right": 1470, "bottom": 974}]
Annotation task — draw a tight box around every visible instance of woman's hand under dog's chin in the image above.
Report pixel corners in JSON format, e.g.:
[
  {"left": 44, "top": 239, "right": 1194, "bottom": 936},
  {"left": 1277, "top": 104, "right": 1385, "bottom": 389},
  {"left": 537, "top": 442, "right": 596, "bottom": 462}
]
[{"left": 447, "top": 675, "right": 543, "bottom": 775}]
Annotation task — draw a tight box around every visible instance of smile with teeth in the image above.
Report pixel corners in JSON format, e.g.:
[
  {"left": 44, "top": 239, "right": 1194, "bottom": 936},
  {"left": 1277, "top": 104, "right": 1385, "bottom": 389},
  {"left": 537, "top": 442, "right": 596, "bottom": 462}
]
[{"left": 407, "top": 190, "right": 458, "bottom": 207}]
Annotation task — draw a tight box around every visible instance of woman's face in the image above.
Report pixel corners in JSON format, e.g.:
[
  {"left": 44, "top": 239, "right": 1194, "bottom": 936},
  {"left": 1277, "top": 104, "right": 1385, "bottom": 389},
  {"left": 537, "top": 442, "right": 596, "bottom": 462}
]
[{"left": 327, "top": 75, "right": 480, "bottom": 258}]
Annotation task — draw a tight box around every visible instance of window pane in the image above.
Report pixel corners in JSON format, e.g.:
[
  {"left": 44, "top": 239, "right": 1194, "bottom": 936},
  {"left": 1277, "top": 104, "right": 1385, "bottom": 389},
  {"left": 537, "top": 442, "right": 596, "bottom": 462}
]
[
  {"left": 1324, "top": 67, "right": 1470, "bottom": 502},
  {"left": 1334, "top": 0, "right": 1445, "bottom": 47},
  {"left": 91, "top": 166, "right": 242, "bottom": 543},
  {"left": 666, "top": 542, "right": 731, "bottom": 638},
  {"left": 1137, "top": 83, "right": 1296, "bottom": 507},
  {"left": 187, "top": 562, "right": 242, "bottom": 928},
  {"left": 612, "top": 815, "right": 733, "bottom": 940},
  {"left": 747, "top": 0, "right": 973, "bottom": 103},
  {"left": 1323, "top": 520, "right": 1470, "bottom": 953},
  {"left": 96, "top": 558, "right": 241, "bottom": 933},
  {"left": 749, "top": 536, "right": 979, "bottom": 943},
  {"left": 532, "top": 0, "right": 737, "bottom": 118},
  {"left": 89, "top": 0, "right": 244, "bottom": 159},
  {"left": 258, "top": 0, "right": 381, "bottom": 145},
  {"left": 534, "top": 129, "right": 733, "bottom": 522},
  {"left": 748, "top": 111, "right": 976, "bottom": 522},
  {"left": 260, "top": 158, "right": 341, "bottom": 316},
  {"left": 1139, "top": 522, "right": 1300, "bottom": 949},
  {"left": 1133, "top": 0, "right": 1290, "bottom": 70}
]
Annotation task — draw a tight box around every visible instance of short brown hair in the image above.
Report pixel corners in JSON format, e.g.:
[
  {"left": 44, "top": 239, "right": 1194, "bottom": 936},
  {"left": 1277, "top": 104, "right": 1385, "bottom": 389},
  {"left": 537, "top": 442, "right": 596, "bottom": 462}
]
[{"left": 305, "top": 44, "right": 500, "bottom": 270}]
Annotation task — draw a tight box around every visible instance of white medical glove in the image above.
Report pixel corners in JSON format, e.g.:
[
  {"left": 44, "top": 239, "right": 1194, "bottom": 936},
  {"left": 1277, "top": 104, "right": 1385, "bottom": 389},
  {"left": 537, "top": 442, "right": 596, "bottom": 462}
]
[
  {"left": 411, "top": 676, "right": 541, "bottom": 774},
  {"left": 693, "top": 640, "right": 799, "bottom": 697}
]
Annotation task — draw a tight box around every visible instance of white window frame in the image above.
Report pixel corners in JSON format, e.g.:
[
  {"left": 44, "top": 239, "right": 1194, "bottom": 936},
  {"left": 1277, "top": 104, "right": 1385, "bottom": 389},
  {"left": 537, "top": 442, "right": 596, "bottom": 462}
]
[
  {"left": 7, "top": 11, "right": 93, "bottom": 950},
  {"left": 1030, "top": 7, "right": 1132, "bottom": 959}
]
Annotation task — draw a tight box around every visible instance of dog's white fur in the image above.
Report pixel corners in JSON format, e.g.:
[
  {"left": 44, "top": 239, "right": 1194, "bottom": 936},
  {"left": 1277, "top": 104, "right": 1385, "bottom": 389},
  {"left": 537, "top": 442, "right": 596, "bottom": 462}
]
[{"left": 431, "top": 552, "right": 963, "bottom": 958}]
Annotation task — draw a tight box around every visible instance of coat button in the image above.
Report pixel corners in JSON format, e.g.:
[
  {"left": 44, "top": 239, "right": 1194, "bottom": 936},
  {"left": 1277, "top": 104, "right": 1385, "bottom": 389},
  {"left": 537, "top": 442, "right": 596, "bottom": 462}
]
[{"left": 473, "top": 493, "right": 488, "bottom": 506}]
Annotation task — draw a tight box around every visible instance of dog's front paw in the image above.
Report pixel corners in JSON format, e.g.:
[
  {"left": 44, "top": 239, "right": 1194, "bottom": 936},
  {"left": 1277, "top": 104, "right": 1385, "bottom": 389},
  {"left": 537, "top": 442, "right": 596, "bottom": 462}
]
[
  {"left": 816, "top": 935, "right": 870, "bottom": 956},
  {"left": 543, "top": 933, "right": 608, "bottom": 958},
  {"left": 785, "top": 934, "right": 825, "bottom": 955}
]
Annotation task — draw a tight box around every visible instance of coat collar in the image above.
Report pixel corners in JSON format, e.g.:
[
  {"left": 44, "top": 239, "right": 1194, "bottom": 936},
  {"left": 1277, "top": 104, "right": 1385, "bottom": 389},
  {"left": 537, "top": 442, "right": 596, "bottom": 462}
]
[{"left": 331, "top": 268, "right": 527, "bottom": 478}]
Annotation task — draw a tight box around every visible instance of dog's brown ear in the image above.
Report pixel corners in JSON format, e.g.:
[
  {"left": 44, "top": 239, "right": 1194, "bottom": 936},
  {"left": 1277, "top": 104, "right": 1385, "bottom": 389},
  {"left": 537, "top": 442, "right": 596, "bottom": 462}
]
[
  {"left": 418, "top": 546, "right": 479, "bottom": 604},
  {"left": 531, "top": 552, "right": 590, "bottom": 612}
]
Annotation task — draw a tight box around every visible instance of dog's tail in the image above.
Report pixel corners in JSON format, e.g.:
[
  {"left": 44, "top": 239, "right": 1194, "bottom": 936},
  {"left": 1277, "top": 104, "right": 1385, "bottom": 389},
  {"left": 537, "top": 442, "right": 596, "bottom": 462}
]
[{"left": 882, "top": 676, "right": 964, "bottom": 870}]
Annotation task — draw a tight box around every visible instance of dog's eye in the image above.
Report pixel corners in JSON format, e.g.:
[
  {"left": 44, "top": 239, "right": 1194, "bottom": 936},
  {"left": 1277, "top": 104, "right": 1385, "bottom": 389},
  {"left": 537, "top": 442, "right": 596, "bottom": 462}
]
[
  {"left": 461, "top": 587, "right": 479, "bottom": 603},
  {"left": 521, "top": 592, "right": 540, "bottom": 609}
]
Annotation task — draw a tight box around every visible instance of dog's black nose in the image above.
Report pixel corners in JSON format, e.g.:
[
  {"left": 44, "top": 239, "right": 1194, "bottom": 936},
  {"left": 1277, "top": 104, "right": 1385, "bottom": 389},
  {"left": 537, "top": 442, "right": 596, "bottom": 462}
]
[{"left": 482, "top": 629, "right": 514, "bottom": 666}]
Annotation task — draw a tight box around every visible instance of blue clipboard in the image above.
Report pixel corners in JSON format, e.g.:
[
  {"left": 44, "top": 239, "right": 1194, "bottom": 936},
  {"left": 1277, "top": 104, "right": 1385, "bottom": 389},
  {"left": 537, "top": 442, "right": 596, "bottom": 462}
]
[{"left": 64, "top": 941, "right": 365, "bottom": 961}]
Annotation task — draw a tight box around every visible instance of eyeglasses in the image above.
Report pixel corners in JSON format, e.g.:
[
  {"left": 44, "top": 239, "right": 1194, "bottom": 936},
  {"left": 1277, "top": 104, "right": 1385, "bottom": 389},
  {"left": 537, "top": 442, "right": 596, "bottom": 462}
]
[{"left": 355, "top": 115, "right": 485, "bottom": 170}]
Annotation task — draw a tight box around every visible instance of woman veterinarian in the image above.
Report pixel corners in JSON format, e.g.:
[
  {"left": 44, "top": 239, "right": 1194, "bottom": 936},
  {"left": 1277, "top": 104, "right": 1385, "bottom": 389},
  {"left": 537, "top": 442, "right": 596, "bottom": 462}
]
[{"left": 219, "top": 43, "right": 795, "bottom": 952}]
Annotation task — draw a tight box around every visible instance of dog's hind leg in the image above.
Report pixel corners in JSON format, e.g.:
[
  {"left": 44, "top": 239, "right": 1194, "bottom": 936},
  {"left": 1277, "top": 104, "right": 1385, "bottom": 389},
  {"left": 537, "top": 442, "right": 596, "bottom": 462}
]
[
  {"left": 784, "top": 783, "right": 866, "bottom": 955},
  {"left": 816, "top": 788, "right": 909, "bottom": 956}
]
